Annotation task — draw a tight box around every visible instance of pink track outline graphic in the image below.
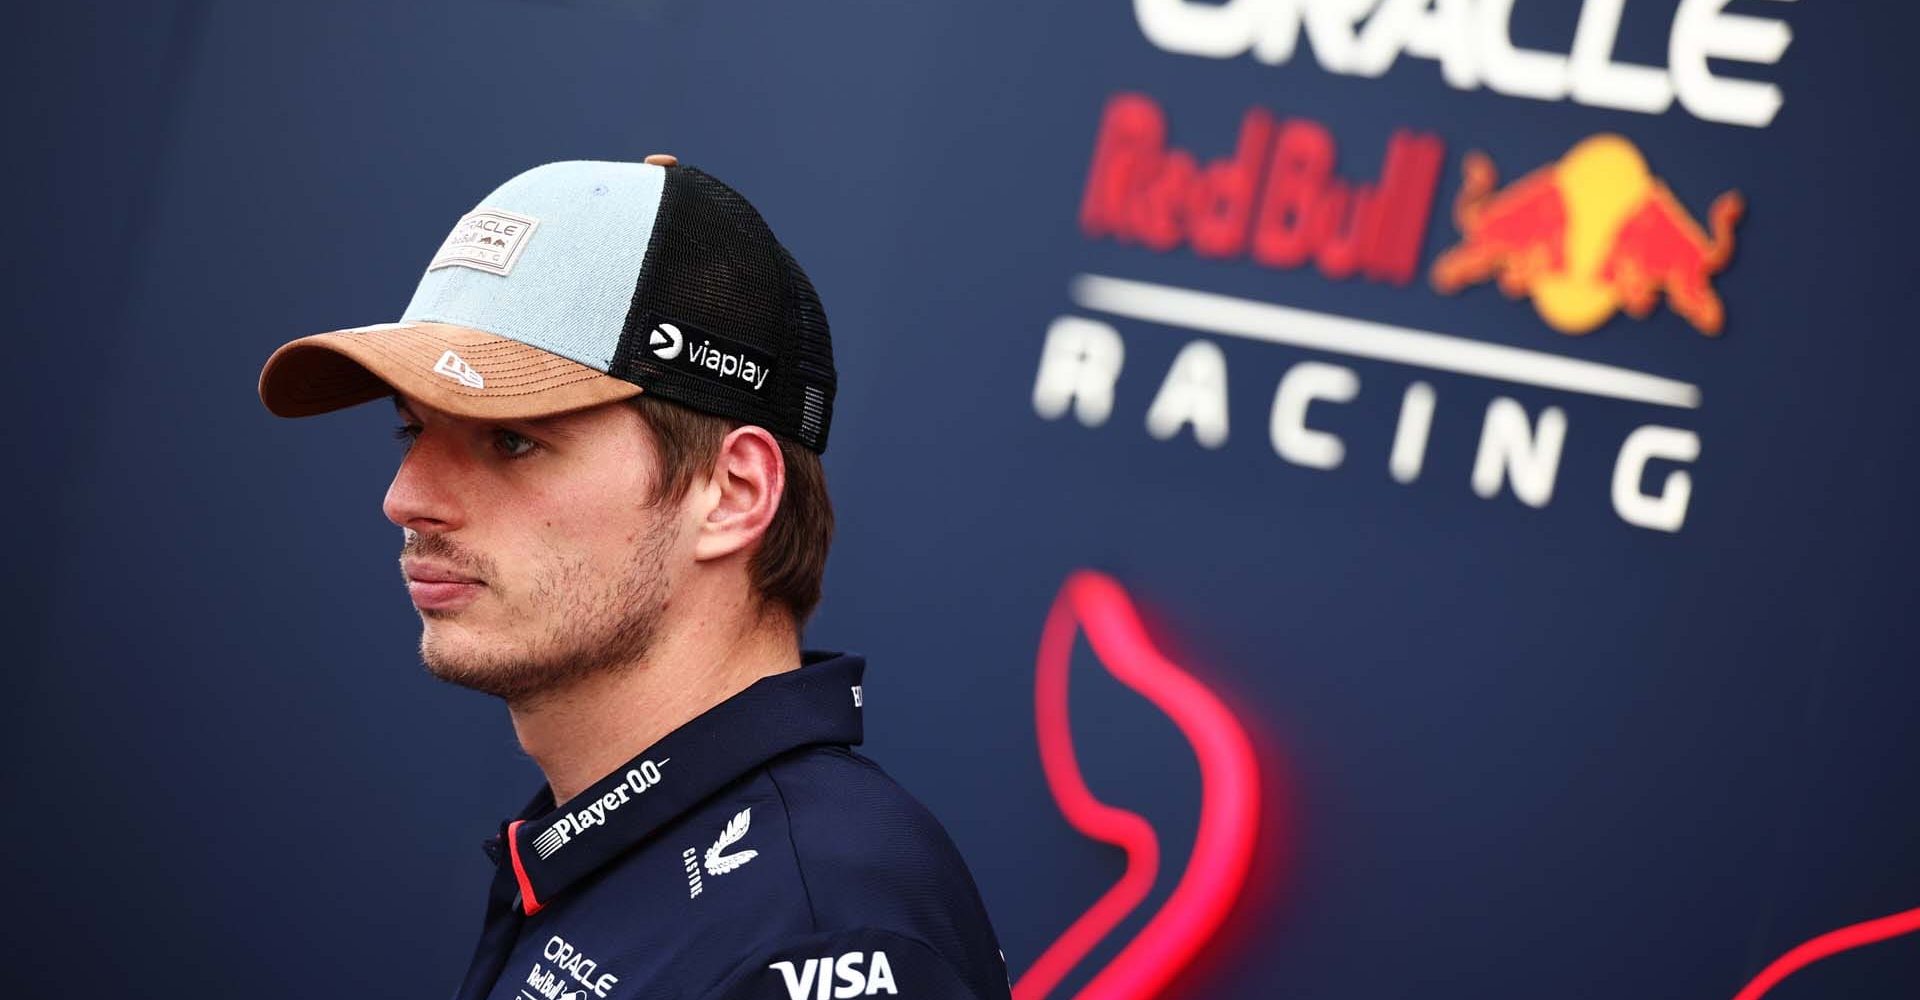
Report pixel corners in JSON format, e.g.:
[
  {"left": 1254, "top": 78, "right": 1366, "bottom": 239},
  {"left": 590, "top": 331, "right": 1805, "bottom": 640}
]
[
  {"left": 1011, "top": 571, "right": 1916, "bottom": 999},
  {"left": 1015, "top": 571, "right": 1264, "bottom": 1000},
  {"left": 1732, "top": 905, "right": 1920, "bottom": 1000}
]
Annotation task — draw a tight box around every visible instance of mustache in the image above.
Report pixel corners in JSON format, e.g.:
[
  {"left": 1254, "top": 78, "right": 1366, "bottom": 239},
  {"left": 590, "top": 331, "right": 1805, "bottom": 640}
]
[{"left": 400, "top": 530, "right": 498, "bottom": 582}]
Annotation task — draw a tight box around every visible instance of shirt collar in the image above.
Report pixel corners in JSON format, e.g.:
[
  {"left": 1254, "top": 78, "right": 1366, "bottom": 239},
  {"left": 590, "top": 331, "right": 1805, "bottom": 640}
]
[{"left": 492, "top": 651, "right": 865, "bottom": 914}]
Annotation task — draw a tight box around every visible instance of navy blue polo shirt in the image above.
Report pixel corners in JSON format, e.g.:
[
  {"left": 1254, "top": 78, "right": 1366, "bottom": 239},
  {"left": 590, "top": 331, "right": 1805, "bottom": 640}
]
[{"left": 453, "top": 653, "right": 1011, "bottom": 1000}]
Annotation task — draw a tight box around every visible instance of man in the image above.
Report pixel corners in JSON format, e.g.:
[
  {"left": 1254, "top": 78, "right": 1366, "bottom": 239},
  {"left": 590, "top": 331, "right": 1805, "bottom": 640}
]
[{"left": 258, "top": 156, "right": 1010, "bottom": 1000}]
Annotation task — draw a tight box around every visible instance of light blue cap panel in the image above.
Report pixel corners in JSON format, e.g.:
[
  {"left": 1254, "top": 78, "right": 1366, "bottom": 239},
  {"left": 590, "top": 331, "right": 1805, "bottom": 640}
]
[{"left": 400, "top": 161, "right": 665, "bottom": 371}]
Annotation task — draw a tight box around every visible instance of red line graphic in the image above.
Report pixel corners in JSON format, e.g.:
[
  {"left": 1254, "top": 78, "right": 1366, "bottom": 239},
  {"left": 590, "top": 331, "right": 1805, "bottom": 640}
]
[
  {"left": 1732, "top": 905, "right": 1920, "bottom": 1000},
  {"left": 1015, "top": 570, "right": 1264, "bottom": 1000},
  {"left": 505, "top": 819, "right": 544, "bottom": 915}
]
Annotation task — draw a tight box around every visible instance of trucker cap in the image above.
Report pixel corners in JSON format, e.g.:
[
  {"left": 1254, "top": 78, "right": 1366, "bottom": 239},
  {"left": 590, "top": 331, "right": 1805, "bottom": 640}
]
[{"left": 258, "top": 156, "right": 837, "bottom": 452}]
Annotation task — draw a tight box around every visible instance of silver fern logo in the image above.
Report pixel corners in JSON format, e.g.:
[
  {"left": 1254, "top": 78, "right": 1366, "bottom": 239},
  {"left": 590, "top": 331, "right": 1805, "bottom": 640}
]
[{"left": 703, "top": 807, "right": 759, "bottom": 876}]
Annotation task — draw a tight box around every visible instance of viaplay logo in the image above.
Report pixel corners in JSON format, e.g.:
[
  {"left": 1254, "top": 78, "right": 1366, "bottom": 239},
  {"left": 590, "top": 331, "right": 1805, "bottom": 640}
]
[
  {"left": 649, "top": 323, "right": 685, "bottom": 360},
  {"left": 1035, "top": 92, "right": 1738, "bottom": 534},
  {"left": 646, "top": 320, "right": 775, "bottom": 393}
]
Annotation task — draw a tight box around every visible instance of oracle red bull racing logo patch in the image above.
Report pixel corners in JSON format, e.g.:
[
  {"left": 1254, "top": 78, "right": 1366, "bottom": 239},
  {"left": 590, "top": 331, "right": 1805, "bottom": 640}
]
[
  {"left": 1431, "top": 134, "right": 1743, "bottom": 336},
  {"left": 526, "top": 934, "right": 619, "bottom": 1000},
  {"left": 1030, "top": 91, "right": 1756, "bottom": 535}
]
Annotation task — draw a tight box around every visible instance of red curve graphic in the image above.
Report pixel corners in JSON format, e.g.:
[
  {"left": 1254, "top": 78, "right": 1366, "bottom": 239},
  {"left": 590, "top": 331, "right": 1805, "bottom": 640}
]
[
  {"left": 1732, "top": 905, "right": 1920, "bottom": 1000},
  {"left": 1015, "top": 570, "right": 1264, "bottom": 1000}
]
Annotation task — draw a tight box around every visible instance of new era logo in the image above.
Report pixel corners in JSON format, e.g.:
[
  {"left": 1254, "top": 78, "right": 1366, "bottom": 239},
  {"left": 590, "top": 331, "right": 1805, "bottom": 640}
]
[
  {"left": 649, "top": 323, "right": 684, "bottom": 360},
  {"left": 432, "top": 350, "right": 485, "bottom": 389}
]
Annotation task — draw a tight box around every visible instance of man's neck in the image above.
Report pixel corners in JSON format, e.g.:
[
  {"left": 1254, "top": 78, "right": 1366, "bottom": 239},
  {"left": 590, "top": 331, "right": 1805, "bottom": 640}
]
[{"left": 507, "top": 595, "right": 800, "bottom": 806}]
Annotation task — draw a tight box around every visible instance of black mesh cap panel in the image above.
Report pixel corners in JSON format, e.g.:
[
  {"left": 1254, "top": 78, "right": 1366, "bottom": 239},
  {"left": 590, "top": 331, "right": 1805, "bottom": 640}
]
[{"left": 610, "top": 166, "right": 837, "bottom": 452}]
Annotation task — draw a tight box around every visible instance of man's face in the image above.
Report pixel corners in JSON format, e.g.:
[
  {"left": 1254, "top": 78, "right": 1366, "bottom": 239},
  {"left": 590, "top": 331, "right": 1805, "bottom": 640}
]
[{"left": 384, "top": 395, "right": 687, "bottom": 703}]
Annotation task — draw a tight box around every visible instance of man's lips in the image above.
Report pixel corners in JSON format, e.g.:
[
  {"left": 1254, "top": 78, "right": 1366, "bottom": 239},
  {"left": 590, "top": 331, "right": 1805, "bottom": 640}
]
[{"left": 402, "top": 560, "right": 486, "bottom": 611}]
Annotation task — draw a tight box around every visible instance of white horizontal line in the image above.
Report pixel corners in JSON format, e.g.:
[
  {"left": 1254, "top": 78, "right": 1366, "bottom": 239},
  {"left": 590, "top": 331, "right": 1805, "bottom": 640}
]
[{"left": 1070, "top": 274, "right": 1702, "bottom": 410}]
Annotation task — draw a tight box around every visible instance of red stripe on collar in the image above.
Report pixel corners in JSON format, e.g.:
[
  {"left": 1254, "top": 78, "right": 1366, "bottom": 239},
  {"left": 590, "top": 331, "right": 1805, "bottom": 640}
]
[{"left": 506, "top": 820, "right": 545, "bottom": 916}]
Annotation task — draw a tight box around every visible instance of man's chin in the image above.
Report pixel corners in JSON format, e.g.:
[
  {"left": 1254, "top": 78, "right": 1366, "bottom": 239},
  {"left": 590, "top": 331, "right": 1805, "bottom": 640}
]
[
  {"left": 417, "top": 613, "right": 484, "bottom": 650},
  {"left": 418, "top": 621, "right": 535, "bottom": 700},
  {"left": 414, "top": 597, "right": 660, "bottom": 703}
]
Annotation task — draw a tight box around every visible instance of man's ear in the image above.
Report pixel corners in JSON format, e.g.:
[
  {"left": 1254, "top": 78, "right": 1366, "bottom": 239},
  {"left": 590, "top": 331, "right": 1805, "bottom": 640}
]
[{"left": 691, "top": 425, "right": 785, "bottom": 563}]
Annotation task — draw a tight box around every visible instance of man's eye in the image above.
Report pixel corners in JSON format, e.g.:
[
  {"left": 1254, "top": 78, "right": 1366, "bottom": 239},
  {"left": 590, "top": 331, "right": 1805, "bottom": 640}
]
[
  {"left": 494, "top": 429, "right": 538, "bottom": 458},
  {"left": 393, "top": 424, "right": 422, "bottom": 449}
]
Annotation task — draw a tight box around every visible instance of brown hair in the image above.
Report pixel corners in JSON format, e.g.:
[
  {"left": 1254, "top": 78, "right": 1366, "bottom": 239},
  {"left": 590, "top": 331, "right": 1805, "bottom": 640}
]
[{"left": 631, "top": 395, "right": 834, "bottom": 624}]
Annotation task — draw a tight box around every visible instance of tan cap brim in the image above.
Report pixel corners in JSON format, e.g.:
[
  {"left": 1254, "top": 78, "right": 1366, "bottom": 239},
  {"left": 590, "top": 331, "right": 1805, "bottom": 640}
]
[{"left": 258, "top": 322, "right": 643, "bottom": 420}]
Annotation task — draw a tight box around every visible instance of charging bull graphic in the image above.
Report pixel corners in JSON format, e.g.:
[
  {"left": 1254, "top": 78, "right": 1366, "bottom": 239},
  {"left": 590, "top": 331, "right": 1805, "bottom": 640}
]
[{"left": 1431, "top": 134, "right": 1743, "bottom": 336}]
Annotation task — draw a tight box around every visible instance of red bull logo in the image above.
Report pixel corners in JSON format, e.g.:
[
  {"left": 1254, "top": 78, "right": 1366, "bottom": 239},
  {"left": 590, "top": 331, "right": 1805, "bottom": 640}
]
[
  {"left": 1079, "top": 93, "right": 1444, "bottom": 286},
  {"left": 1431, "top": 134, "right": 1744, "bottom": 336}
]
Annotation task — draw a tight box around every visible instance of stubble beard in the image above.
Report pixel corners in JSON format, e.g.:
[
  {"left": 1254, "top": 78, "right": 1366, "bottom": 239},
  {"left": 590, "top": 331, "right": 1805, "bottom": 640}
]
[{"left": 409, "top": 516, "right": 680, "bottom": 705}]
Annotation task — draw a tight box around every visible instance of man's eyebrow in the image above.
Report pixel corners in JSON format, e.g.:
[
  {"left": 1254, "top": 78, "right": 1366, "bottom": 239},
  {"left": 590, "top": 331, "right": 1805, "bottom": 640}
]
[
  {"left": 517, "top": 413, "right": 583, "bottom": 439},
  {"left": 388, "top": 394, "right": 580, "bottom": 438}
]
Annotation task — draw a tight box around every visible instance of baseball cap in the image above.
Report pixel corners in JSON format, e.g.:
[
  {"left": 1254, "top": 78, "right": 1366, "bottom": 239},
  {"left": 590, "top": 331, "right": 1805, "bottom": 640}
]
[{"left": 258, "top": 157, "right": 837, "bottom": 452}]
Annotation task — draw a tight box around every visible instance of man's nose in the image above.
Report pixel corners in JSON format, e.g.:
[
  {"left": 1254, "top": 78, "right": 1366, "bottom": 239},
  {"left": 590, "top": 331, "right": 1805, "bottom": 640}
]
[{"left": 383, "top": 431, "right": 467, "bottom": 532}]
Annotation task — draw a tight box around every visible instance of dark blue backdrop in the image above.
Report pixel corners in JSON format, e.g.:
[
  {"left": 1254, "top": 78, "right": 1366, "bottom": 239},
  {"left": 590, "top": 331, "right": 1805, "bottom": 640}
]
[{"left": 9, "top": 1, "right": 1917, "bottom": 997}]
